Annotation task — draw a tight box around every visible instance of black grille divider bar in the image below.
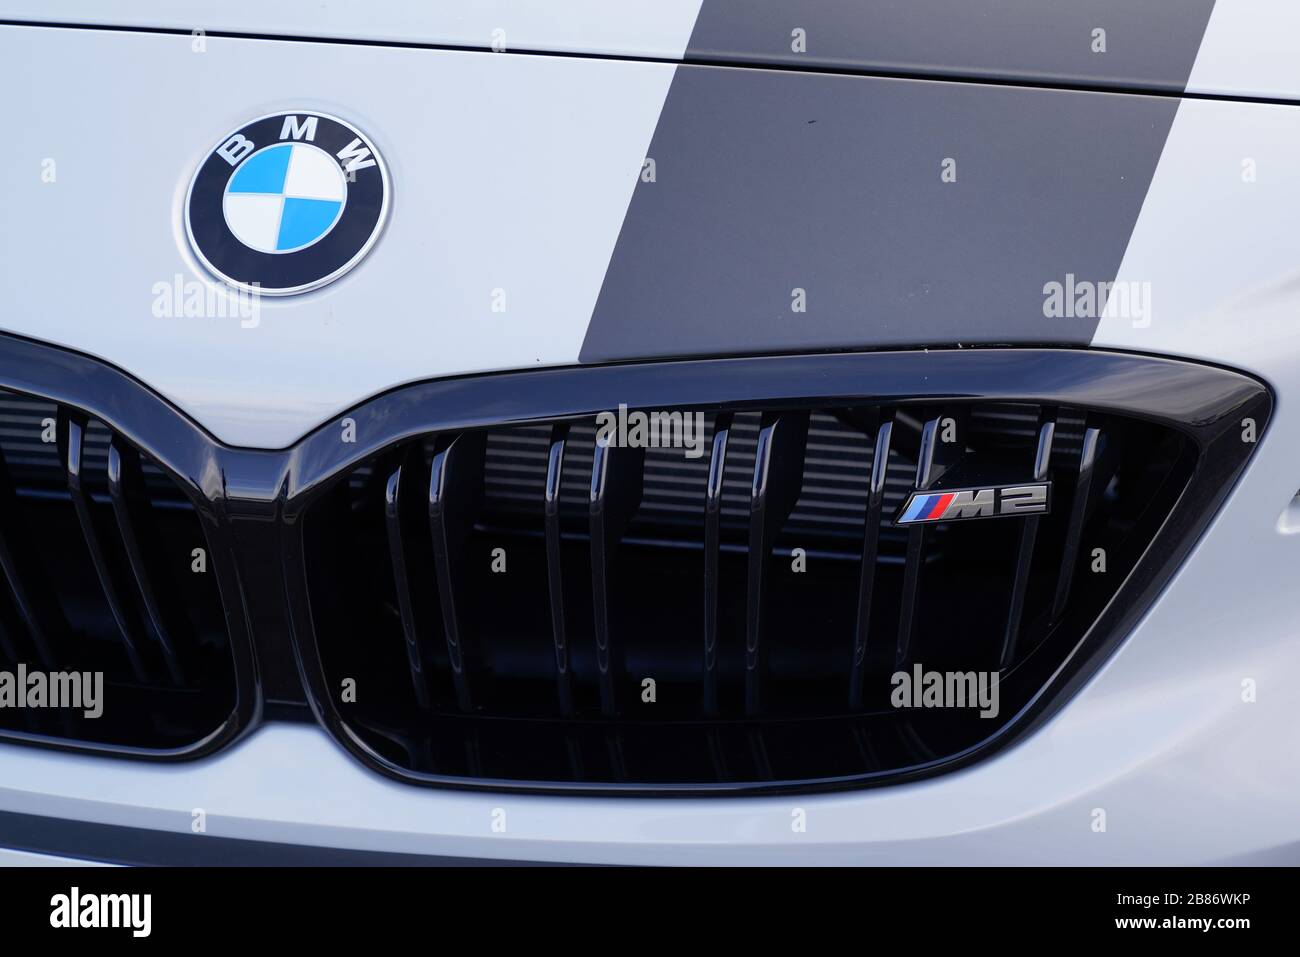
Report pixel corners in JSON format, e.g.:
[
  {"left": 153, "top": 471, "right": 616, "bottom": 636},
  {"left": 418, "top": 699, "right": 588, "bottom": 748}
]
[
  {"left": 383, "top": 452, "right": 431, "bottom": 709},
  {"left": 998, "top": 417, "right": 1056, "bottom": 669},
  {"left": 1052, "top": 426, "right": 1102, "bottom": 623},
  {"left": 849, "top": 413, "right": 892, "bottom": 710},
  {"left": 106, "top": 440, "right": 186, "bottom": 686},
  {"left": 894, "top": 415, "right": 941, "bottom": 669},
  {"left": 61, "top": 414, "right": 149, "bottom": 683},
  {"left": 702, "top": 411, "right": 733, "bottom": 717},
  {"left": 544, "top": 423, "right": 574, "bottom": 715},
  {"left": 744, "top": 411, "right": 810, "bottom": 717},
  {"left": 427, "top": 431, "right": 486, "bottom": 714},
  {"left": 589, "top": 437, "right": 645, "bottom": 717}
]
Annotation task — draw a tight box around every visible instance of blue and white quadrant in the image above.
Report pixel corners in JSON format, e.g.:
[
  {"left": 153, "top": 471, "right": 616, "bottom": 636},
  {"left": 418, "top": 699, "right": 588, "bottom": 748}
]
[{"left": 222, "top": 143, "right": 346, "bottom": 254}]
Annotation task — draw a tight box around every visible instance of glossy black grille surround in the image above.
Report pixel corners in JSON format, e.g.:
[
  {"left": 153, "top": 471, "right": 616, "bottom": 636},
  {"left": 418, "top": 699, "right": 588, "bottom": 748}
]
[
  {"left": 0, "top": 334, "right": 1271, "bottom": 791},
  {"left": 281, "top": 349, "right": 1271, "bottom": 795},
  {"left": 0, "top": 338, "right": 259, "bottom": 758}
]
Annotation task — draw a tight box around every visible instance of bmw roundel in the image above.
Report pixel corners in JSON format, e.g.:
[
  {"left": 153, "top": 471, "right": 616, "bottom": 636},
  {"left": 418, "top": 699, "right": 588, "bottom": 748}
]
[{"left": 185, "top": 112, "right": 389, "bottom": 295}]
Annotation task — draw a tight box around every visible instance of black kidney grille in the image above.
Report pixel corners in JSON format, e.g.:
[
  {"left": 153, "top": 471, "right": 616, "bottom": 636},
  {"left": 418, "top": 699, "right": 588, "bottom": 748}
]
[
  {"left": 299, "top": 399, "right": 1196, "bottom": 789},
  {"left": 0, "top": 391, "right": 237, "bottom": 751},
  {"left": 0, "top": 342, "right": 1267, "bottom": 783}
]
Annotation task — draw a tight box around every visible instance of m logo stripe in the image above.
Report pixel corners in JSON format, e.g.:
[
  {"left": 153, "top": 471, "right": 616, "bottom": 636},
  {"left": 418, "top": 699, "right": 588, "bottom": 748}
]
[
  {"left": 925, "top": 493, "right": 955, "bottom": 520},
  {"left": 899, "top": 494, "right": 931, "bottom": 523}
]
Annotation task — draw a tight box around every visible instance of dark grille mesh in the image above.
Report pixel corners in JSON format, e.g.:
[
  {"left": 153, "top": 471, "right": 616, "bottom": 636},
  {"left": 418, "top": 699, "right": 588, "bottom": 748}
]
[
  {"left": 301, "top": 399, "right": 1193, "bottom": 788},
  {"left": 0, "top": 391, "right": 237, "bottom": 750}
]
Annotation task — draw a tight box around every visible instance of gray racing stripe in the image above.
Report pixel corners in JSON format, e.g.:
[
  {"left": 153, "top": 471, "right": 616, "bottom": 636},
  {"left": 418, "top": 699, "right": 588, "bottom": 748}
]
[
  {"left": 685, "top": 1, "right": 1215, "bottom": 93},
  {"left": 580, "top": 68, "right": 1184, "bottom": 362}
]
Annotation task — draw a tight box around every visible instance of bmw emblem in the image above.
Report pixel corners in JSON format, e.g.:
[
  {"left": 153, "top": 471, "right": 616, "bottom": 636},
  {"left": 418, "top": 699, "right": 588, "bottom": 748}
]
[{"left": 185, "top": 111, "right": 389, "bottom": 295}]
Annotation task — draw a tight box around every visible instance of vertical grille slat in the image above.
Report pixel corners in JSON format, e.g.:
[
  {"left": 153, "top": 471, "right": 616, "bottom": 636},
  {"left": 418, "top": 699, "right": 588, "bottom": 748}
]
[
  {"left": 849, "top": 416, "right": 892, "bottom": 710},
  {"left": 384, "top": 455, "right": 431, "bottom": 708},
  {"left": 702, "top": 412, "right": 732, "bottom": 717},
  {"left": 62, "top": 414, "right": 148, "bottom": 683},
  {"left": 894, "top": 415, "right": 941, "bottom": 669},
  {"left": 544, "top": 423, "right": 574, "bottom": 715},
  {"left": 744, "top": 411, "right": 809, "bottom": 717},
  {"left": 999, "top": 418, "right": 1056, "bottom": 669},
  {"left": 427, "top": 432, "right": 486, "bottom": 714},
  {"left": 588, "top": 437, "right": 645, "bottom": 718},
  {"left": 1052, "top": 425, "right": 1102, "bottom": 622},
  {"left": 107, "top": 440, "right": 185, "bottom": 686}
]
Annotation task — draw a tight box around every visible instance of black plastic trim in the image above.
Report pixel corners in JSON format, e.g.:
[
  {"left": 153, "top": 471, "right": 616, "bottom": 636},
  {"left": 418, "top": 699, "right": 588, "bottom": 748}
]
[
  {"left": 277, "top": 348, "right": 1270, "bottom": 795},
  {"left": 0, "top": 333, "right": 261, "bottom": 761},
  {"left": 0, "top": 811, "right": 549, "bottom": 866},
  {"left": 0, "top": 334, "right": 1271, "bottom": 792}
]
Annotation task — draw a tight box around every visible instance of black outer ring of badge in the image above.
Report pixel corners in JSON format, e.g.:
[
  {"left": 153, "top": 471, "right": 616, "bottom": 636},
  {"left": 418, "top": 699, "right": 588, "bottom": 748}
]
[{"left": 185, "top": 112, "right": 389, "bottom": 295}]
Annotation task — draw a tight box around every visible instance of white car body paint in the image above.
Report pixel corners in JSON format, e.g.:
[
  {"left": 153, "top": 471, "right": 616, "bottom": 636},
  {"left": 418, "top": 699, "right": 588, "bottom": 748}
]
[
  {"left": 7, "top": 0, "right": 1300, "bottom": 102},
  {"left": 1184, "top": 2, "right": 1300, "bottom": 100},
  {"left": 0, "top": 26, "right": 675, "bottom": 447},
  {"left": 0, "top": 0, "right": 707, "bottom": 61},
  {"left": 0, "top": 848, "right": 109, "bottom": 867},
  {"left": 1, "top": 9, "right": 1299, "bottom": 865}
]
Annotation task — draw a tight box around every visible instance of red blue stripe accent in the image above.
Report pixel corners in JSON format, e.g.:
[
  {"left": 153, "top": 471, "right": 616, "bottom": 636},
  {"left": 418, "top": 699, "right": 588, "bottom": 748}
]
[
  {"left": 899, "top": 491, "right": 954, "bottom": 524},
  {"left": 925, "top": 492, "right": 955, "bottom": 520}
]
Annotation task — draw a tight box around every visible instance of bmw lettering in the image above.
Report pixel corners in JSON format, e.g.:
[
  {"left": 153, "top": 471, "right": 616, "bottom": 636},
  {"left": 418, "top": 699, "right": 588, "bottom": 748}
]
[{"left": 184, "top": 112, "right": 389, "bottom": 295}]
